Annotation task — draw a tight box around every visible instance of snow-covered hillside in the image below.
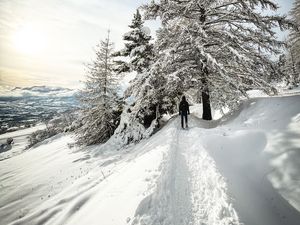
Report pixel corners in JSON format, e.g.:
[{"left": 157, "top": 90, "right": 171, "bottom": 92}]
[
  {"left": 1, "top": 94, "right": 300, "bottom": 225},
  {"left": 0, "top": 124, "right": 45, "bottom": 161}
]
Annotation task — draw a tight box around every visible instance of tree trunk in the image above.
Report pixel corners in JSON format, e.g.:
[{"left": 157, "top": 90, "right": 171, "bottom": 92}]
[
  {"left": 201, "top": 66, "right": 212, "bottom": 120},
  {"left": 104, "top": 30, "right": 110, "bottom": 107},
  {"left": 290, "top": 50, "right": 298, "bottom": 86},
  {"left": 202, "top": 89, "right": 212, "bottom": 120},
  {"left": 198, "top": 6, "right": 212, "bottom": 120}
]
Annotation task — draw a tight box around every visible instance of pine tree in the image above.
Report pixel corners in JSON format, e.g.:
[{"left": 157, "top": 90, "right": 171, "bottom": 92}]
[
  {"left": 76, "top": 31, "right": 122, "bottom": 146},
  {"left": 111, "top": 57, "right": 182, "bottom": 146},
  {"left": 284, "top": 45, "right": 299, "bottom": 86},
  {"left": 128, "top": 59, "right": 180, "bottom": 125},
  {"left": 273, "top": 54, "right": 288, "bottom": 83},
  {"left": 141, "top": 0, "right": 292, "bottom": 120},
  {"left": 290, "top": 0, "right": 300, "bottom": 53},
  {"left": 288, "top": 0, "right": 300, "bottom": 86},
  {"left": 113, "top": 9, "right": 154, "bottom": 74}
]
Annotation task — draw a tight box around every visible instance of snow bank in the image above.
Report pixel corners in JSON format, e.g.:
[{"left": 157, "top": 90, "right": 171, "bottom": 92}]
[{"left": 201, "top": 95, "right": 300, "bottom": 225}]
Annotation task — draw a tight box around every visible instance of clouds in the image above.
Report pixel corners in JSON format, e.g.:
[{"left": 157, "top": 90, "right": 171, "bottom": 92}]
[{"left": 0, "top": 0, "right": 152, "bottom": 88}]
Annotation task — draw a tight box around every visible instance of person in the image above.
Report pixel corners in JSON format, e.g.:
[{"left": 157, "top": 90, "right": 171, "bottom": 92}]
[{"left": 179, "top": 96, "right": 190, "bottom": 129}]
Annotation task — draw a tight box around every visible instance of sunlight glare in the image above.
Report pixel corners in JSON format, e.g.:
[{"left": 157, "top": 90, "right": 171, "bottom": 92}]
[{"left": 13, "top": 25, "right": 47, "bottom": 55}]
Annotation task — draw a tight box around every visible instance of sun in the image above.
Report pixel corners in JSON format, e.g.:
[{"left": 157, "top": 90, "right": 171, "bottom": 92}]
[{"left": 13, "top": 25, "right": 47, "bottom": 55}]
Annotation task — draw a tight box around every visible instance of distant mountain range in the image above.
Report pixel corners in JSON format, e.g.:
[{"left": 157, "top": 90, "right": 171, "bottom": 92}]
[
  {"left": 12, "top": 85, "right": 73, "bottom": 93},
  {"left": 0, "top": 85, "right": 78, "bottom": 133}
]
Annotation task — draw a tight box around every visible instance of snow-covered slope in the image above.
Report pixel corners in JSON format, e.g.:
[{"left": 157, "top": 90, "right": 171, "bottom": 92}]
[
  {"left": 1, "top": 95, "right": 300, "bottom": 225},
  {"left": 0, "top": 124, "right": 45, "bottom": 161},
  {"left": 203, "top": 95, "right": 300, "bottom": 225}
]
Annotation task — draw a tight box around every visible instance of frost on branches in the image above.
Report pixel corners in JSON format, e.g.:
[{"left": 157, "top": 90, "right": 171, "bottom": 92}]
[
  {"left": 109, "top": 10, "right": 158, "bottom": 145},
  {"left": 112, "top": 57, "right": 182, "bottom": 145},
  {"left": 111, "top": 105, "right": 159, "bottom": 145},
  {"left": 76, "top": 32, "right": 122, "bottom": 146},
  {"left": 290, "top": 0, "right": 300, "bottom": 58},
  {"left": 139, "top": 0, "right": 292, "bottom": 120},
  {"left": 113, "top": 9, "right": 154, "bottom": 74},
  {"left": 277, "top": 47, "right": 300, "bottom": 87},
  {"left": 275, "top": 0, "right": 300, "bottom": 87},
  {"left": 288, "top": 0, "right": 300, "bottom": 86}
]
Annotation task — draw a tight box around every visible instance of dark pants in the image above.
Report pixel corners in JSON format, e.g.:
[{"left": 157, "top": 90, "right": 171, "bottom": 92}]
[{"left": 181, "top": 113, "right": 188, "bottom": 128}]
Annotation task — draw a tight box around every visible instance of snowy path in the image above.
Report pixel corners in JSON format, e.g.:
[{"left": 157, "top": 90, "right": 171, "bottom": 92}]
[
  {"left": 177, "top": 120, "right": 240, "bottom": 225},
  {"left": 131, "top": 117, "right": 240, "bottom": 225}
]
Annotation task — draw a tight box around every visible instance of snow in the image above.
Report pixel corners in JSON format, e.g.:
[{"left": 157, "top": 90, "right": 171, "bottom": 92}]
[
  {"left": 201, "top": 95, "right": 300, "bottom": 225},
  {"left": 118, "top": 71, "right": 137, "bottom": 96},
  {"left": 278, "top": 85, "right": 300, "bottom": 96},
  {"left": 141, "top": 26, "right": 151, "bottom": 36},
  {"left": 246, "top": 90, "right": 269, "bottom": 98},
  {"left": 1, "top": 94, "right": 300, "bottom": 225},
  {"left": 0, "top": 124, "right": 45, "bottom": 160},
  {"left": 131, "top": 120, "right": 240, "bottom": 225}
]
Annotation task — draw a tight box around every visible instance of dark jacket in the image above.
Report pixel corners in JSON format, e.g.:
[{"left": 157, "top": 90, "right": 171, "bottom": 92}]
[{"left": 179, "top": 100, "right": 190, "bottom": 115}]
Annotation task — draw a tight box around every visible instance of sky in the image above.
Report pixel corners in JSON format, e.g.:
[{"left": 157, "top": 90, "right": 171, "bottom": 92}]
[{"left": 0, "top": 0, "right": 295, "bottom": 88}]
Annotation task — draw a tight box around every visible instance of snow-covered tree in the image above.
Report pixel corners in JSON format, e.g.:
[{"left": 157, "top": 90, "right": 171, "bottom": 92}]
[
  {"left": 140, "top": 0, "right": 292, "bottom": 120},
  {"left": 283, "top": 46, "right": 299, "bottom": 86},
  {"left": 287, "top": 0, "right": 300, "bottom": 86},
  {"left": 290, "top": 0, "right": 300, "bottom": 53},
  {"left": 113, "top": 9, "right": 154, "bottom": 74},
  {"left": 271, "top": 53, "right": 287, "bottom": 82},
  {"left": 110, "top": 57, "right": 182, "bottom": 145},
  {"left": 76, "top": 31, "right": 122, "bottom": 146}
]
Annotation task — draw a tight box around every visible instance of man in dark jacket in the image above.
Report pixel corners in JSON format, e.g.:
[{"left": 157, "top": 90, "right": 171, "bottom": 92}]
[{"left": 179, "top": 96, "right": 190, "bottom": 129}]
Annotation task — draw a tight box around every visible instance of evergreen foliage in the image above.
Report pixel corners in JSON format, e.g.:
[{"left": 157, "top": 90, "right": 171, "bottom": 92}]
[
  {"left": 283, "top": 47, "right": 299, "bottom": 86},
  {"left": 290, "top": 0, "right": 300, "bottom": 50},
  {"left": 113, "top": 10, "right": 154, "bottom": 74},
  {"left": 272, "top": 54, "right": 288, "bottom": 83},
  {"left": 288, "top": 0, "right": 300, "bottom": 86},
  {"left": 138, "top": 0, "right": 292, "bottom": 120},
  {"left": 275, "top": 1, "right": 300, "bottom": 87},
  {"left": 76, "top": 32, "right": 122, "bottom": 146}
]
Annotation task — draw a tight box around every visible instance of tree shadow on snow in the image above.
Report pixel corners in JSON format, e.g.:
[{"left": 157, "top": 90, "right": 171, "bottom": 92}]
[
  {"left": 205, "top": 130, "right": 300, "bottom": 225},
  {"left": 265, "top": 128, "right": 300, "bottom": 213},
  {"left": 0, "top": 144, "right": 12, "bottom": 153}
]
